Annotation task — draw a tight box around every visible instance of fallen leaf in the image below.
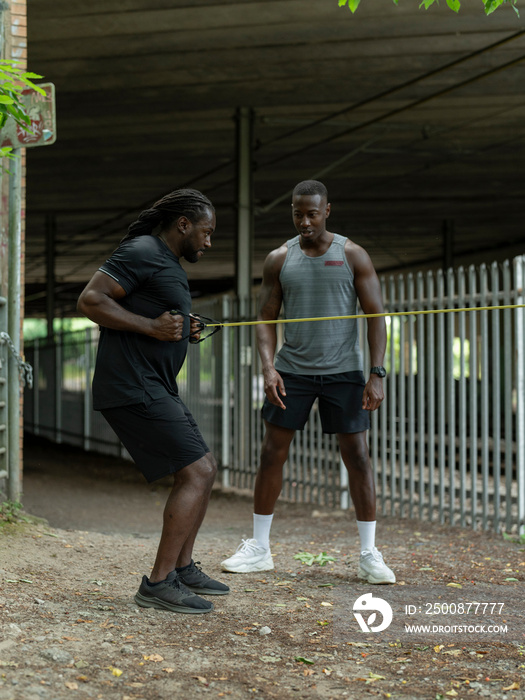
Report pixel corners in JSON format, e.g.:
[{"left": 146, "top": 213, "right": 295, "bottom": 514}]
[
  {"left": 503, "top": 682, "right": 520, "bottom": 690},
  {"left": 445, "top": 690, "right": 458, "bottom": 697},
  {"left": 163, "top": 668, "right": 174, "bottom": 673},
  {"left": 446, "top": 583, "right": 462, "bottom": 589},
  {"left": 193, "top": 676, "right": 208, "bottom": 684},
  {"left": 108, "top": 666, "right": 123, "bottom": 677},
  {"left": 260, "top": 656, "right": 281, "bottom": 663},
  {"left": 443, "top": 650, "right": 462, "bottom": 656},
  {"left": 434, "top": 645, "right": 444, "bottom": 653},
  {"left": 365, "top": 672, "right": 385, "bottom": 684},
  {"left": 143, "top": 654, "right": 164, "bottom": 662},
  {"left": 320, "top": 602, "right": 333, "bottom": 607},
  {"left": 295, "top": 657, "right": 314, "bottom": 665},
  {"left": 64, "top": 682, "right": 78, "bottom": 690}
]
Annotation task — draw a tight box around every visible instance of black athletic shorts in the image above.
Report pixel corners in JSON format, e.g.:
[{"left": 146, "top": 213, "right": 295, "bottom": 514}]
[
  {"left": 100, "top": 394, "right": 209, "bottom": 483},
  {"left": 261, "top": 371, "right": 371, "bottom": 434}
]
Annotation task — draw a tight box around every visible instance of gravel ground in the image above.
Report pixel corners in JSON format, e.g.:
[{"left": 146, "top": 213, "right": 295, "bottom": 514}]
[{"left": 0, "top": 436, "right": 524, "bottom": 700}]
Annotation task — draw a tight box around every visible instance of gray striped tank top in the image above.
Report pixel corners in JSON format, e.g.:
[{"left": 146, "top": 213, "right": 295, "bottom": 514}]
[{"left": 274, "top": 233, "right": 363, "bottom": 375}]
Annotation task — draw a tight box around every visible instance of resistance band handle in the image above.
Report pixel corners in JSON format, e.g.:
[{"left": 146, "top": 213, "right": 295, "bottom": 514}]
[
  {"left": 170, "top": 309, "right": 206, "bottom": 330},
  {"left": 170, "top": 309, "right": 211, "bottom": 343}
]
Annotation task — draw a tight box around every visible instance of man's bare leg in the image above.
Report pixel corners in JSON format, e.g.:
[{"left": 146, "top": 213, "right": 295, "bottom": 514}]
[
  {"left": 253, "top": 421, "right": 295, "bottom": 514},
  {"left": 337, "top": 431, "right": 395, "bottom": 583},
  {"left": 220, "top": 422, "right": 294, "bottom": 573},
  {"left": 149, "top": 453, "right": 217, "bottom": 583},
  {"left": 337, "top": 431, "right": 376, "bottom": 521}
]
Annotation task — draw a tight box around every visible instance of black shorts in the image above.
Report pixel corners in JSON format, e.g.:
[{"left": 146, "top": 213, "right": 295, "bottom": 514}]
[
  {"left": 100, "top": 394, "right": 209, "bottom": 483},
  {"left": 261, "top": 371, "right": 371, "bottom": 434}
]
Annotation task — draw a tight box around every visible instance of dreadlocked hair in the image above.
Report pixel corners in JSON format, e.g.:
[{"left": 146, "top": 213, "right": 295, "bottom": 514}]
[
  {"left": 292, "top": 180, "right": 328, "bottom": 200},
  {"left": 121, "top": 188, "right": 214, "bottom": 243}
]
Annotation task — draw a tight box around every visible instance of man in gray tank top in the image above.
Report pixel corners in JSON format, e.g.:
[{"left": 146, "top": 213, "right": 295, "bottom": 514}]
[{"left": 221, "top": 180, "right": 395, "bottom": 584}]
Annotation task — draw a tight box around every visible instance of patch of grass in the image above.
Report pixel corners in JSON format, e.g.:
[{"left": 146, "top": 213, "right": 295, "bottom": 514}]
[
  {"left": 0, "top": 500, "right": 44, "bottom": 531},
  {"left": 0, "top": 500, "right": 27, "bottom": 524}
]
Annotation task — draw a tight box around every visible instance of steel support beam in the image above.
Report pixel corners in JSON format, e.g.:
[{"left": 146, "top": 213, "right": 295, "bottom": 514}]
[
  {"left": 235, "top": 106, "right": 254, "bottom": 302},
  {"left": 235, "top": 107, "right": 254, "bottom": 471},
  {"left": 46, "top": 214, "right": 56, "bottom": 338},
  {"left": 7, "top": 149, "right": 22, "bottom": 502}
]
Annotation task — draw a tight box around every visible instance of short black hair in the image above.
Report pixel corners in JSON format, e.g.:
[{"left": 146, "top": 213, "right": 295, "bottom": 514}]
[{"left": 292, "top": 180, "right": 328, "bottom": 200}]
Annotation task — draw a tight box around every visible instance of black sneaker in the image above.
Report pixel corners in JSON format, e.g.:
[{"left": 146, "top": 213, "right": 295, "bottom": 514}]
[
  {"left": 134, "top": 571, "right": 214, "bottom": 614},
  {"left": 176, "top": 560, "right": 230, "bottom": 596}
]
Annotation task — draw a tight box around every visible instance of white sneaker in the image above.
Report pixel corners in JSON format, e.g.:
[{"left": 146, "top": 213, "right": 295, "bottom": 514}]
[
  {"left": 358, "top": 547, "right": 396, "bottom": 584},
  {"left": 221, "top": 538, "right": 274, "bottom": 573}
]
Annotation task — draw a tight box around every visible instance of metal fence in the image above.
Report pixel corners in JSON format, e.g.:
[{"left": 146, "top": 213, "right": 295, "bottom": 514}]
[{"left": 23, "top": 257, "right": 525, "bottom": 534}]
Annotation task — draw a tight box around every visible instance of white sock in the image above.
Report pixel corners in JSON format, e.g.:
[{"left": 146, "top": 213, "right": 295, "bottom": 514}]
[
  {"left": 357, "top": 520, "right": 376, "bottom": 552},
  {"left": 253, "top": 513, "right": 273, "bottom": 551}
]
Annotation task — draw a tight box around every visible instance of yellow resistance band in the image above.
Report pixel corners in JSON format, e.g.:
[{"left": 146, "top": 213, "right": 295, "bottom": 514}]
[{"left": 205, "top": 304, "right": 525, "bottom": 329}]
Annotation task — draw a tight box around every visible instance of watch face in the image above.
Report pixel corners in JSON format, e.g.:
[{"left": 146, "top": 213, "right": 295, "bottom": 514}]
[{"left": 371, "top": 366, "right": 386, "bottom": 378}]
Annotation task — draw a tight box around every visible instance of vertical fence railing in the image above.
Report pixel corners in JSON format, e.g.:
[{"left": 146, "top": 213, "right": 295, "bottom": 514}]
[
  {"left": 515, "top": 257, "right": 525, "bottom": 533},
  {"left": 23, "top": 258, "right": 525, "bottom": 534}
]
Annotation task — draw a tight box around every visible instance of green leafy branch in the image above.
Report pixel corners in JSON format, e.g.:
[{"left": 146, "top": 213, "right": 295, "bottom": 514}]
[
  {"left": 0, "top": 59, "right": 45, "bottom": 130},
  {"left": 339, "top": 0, "right": 519, "bottom": 15},
  {"left": 0, "top": 60, "right": 45, "bottom": 165}
]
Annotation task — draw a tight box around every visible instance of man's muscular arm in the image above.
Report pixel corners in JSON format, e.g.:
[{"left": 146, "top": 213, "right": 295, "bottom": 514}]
[
  {"left": 77, "top": 271, "right": 184, "bottom": 342},
  {"left": 347, "top": 242, "right": 387, "bottom": 412},
  {"left": 256, "top": 246, "right": 287, "bottom": 409}
]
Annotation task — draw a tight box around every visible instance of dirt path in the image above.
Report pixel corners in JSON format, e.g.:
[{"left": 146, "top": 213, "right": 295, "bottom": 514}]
[{"left": 0, "top": 436, "right": 524, "bottom": 700}]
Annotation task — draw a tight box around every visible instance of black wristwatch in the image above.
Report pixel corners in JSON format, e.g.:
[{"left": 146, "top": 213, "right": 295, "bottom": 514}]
[{"left": 370, "top": 366, "right": 387, "bottom": 378}]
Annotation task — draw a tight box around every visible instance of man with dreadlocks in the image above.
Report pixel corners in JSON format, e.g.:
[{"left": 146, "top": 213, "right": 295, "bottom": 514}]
[
  {"left": 78, "top": 188, "right": 229, "bottom": 614},
  {"left": 221, "top": 180, "right": 395, "bottom": 584}
]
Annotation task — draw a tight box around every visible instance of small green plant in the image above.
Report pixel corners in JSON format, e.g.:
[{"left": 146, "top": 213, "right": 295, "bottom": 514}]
[
  {"left": 293, "top": 551, "right": 337, "bottom": 566},
  {"left": 0, "top": 500, "right": 29, "bottom": 525},
  {"left": 502, "top": 531, "right": 525, "bottom": 544}
]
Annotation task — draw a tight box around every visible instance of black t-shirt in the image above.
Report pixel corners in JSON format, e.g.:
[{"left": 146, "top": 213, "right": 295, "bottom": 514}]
[{"left": 92, "top": 235, "right": 192, "bottom": 410}]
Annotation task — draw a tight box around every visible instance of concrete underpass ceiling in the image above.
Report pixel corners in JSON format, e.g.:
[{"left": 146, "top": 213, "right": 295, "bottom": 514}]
[{"left": 24, "top": 0, "right": 525, "bottom": 316}]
